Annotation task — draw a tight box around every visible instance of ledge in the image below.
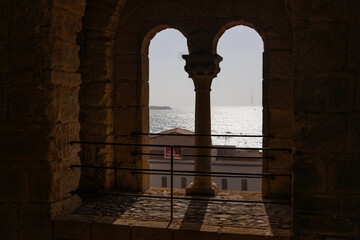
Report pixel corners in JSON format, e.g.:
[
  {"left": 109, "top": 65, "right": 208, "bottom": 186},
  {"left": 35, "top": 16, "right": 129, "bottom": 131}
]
[{"left": 52, "top": 188, "right": 291, "bottom": 240}]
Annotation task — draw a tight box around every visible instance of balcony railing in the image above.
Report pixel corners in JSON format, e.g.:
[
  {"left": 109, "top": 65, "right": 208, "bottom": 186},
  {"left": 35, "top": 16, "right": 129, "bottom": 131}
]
[{"left": 70, "top": 133, "right": 292, "bottom": 221}]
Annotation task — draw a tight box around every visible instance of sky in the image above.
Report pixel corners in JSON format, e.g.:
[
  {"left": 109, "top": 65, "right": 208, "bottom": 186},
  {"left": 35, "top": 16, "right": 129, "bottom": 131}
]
[{"left": 149, "top": 26, "right": 264, "bottom": 107}]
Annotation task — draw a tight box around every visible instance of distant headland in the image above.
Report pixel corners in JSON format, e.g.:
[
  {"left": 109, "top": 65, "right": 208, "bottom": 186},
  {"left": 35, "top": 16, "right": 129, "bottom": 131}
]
[{"left": 149, "top": 105, "right": 172, "bottom": 110}]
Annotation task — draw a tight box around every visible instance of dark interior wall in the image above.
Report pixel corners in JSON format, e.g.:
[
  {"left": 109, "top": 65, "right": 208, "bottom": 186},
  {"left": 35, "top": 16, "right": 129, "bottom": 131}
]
[
  {"left": 0, "top": 1, "right": 86, "bottom": 239},
  {"left": 288, "top": 0, "right": 360, "bottom": 239},
  {"left": 0, "top": 0, "right": 359, "bottom": 240}
]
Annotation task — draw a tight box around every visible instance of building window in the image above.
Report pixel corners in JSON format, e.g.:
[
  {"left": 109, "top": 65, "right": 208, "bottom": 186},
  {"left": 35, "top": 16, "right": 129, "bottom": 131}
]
[
  {"left": 181, "top": 177, "right": 187, "bottom": 188},
  {"left": 222, "top": 179, "right": 228, "bottom": 190},
  {"left": 241, "top": 179, "right": 248, "bottom": 191},
  {"left": 162, "top": 176, "right": 167, "bottom": 187}
]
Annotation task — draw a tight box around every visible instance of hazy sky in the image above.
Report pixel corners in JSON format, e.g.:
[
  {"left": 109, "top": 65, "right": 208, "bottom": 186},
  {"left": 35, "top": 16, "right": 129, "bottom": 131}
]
[{"left": 149, "top": 26, "right": 264, "bottom": 107}]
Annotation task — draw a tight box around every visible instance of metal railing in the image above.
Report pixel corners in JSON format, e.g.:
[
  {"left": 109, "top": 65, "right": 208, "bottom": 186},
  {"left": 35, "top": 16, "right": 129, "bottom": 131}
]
[{"left": 70, "top": 135, "right": 292, "bottom": 221}]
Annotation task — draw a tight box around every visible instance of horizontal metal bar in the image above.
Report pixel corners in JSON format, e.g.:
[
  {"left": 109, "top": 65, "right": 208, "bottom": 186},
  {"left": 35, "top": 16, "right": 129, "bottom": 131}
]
[
  {"left": 130, "top": 171, "right": 272, "bottom": 179},
  {"left": 70, "top": 164, "right": 291, "bottom": 177},
  {"left": 70, "top": 141, "right": 292, "bottom": 153},
  {"left": 73, "top": 190, "right": 291, "bottom": 205},
  {"left": 132, "top": 132, "right": 274, "bottom": 138},
  {"left": 133, "top": 152, "right": 273, "bottom": 159}
]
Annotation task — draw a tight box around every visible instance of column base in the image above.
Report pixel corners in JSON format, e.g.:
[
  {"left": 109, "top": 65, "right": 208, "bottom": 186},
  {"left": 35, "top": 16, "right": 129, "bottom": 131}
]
[{"left": 185, "top": 181, "right": 219, "bottom": 196}]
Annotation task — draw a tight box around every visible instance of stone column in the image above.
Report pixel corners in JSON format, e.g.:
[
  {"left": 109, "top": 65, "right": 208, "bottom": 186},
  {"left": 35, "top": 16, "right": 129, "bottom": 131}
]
[{"left": 182, "top": 53, "right": 222, "bottom": 196}]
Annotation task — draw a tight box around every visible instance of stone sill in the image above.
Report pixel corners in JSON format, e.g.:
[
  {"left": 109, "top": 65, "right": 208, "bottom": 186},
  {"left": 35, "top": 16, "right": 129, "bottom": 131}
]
[
  {"left": 53, "top": 188, "right": 291, "bottom": 240},
  {"left": 53, "top": 216, "right": 291, "bottom": 240}
]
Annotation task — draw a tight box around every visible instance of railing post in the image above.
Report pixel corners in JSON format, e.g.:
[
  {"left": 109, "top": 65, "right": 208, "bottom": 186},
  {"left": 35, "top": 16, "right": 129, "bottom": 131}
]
[{"left": 170, "top": 146, "right": 174, "bottom": 221}]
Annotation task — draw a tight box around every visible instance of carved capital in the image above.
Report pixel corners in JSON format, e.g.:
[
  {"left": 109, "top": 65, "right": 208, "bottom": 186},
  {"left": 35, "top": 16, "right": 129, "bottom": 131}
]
[{"left": 182, "top": 54, "right": 223, "bottom": 80}]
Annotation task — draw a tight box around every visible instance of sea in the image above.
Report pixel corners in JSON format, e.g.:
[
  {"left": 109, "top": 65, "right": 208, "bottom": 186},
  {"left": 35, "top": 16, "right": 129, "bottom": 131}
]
[{"left": 150, "top": 106, "right": 262, "bottom": 147}]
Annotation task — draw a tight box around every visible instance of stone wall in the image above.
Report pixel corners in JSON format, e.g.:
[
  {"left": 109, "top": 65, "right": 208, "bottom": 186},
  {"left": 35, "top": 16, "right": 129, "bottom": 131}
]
[
  {"left": 288, "top": 0, "right": 360, "bottom": 239},
  {"left": 0, "top": 0, "right": 360, "bottom": 239},
  {"left": 0, "top": 0, "right": 85, "bottom": 239}
]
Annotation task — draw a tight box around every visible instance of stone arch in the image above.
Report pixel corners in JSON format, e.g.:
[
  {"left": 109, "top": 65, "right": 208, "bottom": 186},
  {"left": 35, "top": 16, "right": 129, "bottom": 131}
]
[
  {"left": 112, "top": 24, "right": 189, "bottom": 191},
  {"left": 211, "top": 15, "right": 292, "bottom": 199},
  {"left": 212, "top": 20, "right": 265, "bottom": 53}
]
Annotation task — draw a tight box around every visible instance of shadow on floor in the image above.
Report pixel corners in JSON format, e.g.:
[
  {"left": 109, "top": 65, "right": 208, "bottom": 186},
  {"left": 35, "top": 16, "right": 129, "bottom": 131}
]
[{"left": 179, "top": 198, "right": 209, "bottom": 230}]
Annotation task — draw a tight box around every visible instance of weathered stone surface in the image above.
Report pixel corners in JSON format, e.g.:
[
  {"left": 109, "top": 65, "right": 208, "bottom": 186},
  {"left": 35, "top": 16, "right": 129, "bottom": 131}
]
[
  {"left": 92, "top": 217, "right": 131, "bottom": 240},
  {"left": 70, "top": 189, "right": 291, "bottom": 234},
  {"left": 293, "top": 214, "right": 358, "bottom": 238},
  {"left": 292, "top": 154, "right": 327, "bottom": 193},
  {"left": 263, "top": 80, "right": 292, "bottom": 109},
  {"left": 19, "top": 204, "right": 52, "bottom": 240},
  {"left": 263, "top": 50, "right": 292, "bottom": 80},
  {"left": 293, "top": 112, "right": 347, "bottom": 153},
  {"left": 293, "top": 24, "right": 348, "bottom": 73},
  {"left": 0, "top": 204, "right": 18, "bottom": 240},
  {"left": 263, "top": 108, "right": 293, "bottom": 137},
  {"left": 80, "top": 82, "right": 113, "bottom": 108},
  {"left": 294, "top": 72, "right": 355, "bottom": 112},
  {"left": 53, "top": 218, "right": 91, "bottom": 240}
]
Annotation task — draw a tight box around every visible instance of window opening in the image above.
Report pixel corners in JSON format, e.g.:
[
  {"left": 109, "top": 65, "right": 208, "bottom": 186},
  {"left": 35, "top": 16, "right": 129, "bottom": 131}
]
[
  {"left": 241, "top": 179, "right": 248, "bottom": 191},
  {"left": 147, "top": 28, "right": 193, "bottom": 189},
  {"left": 221, "top": 179, "right": 228, "bottom": 190},
  {"left": 181, "top": 177, "right": 187, "bottom": 188},
  {"left": 212, "top": 25, "right": 263, "bottom": 192},
  {"left": 162, "top": 176, "right": 167, "bottom": 188}
]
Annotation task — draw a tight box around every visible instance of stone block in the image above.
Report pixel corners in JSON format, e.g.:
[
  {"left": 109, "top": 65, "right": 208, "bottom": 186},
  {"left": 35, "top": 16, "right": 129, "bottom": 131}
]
[
  {"left": 0, "top": 0, "right": 10, "bottom": 39},
  {"left": 294, "top": 112, "right": 346, "bottom": 153},
  {"left": 172, "top": 222, "right": 220, "bottom": 240},
  {"left": 18, "top": 204, "right": 52, "bottom": 240},
  {"left": 345, "top": 113, "right": 360, "bottom": 153},
  {"left": 7, "top": 83, "right": 53, "bottom": 122},
  {"left": 49, "top": 157, "right": 81, "bottom": 202},
  {"left": 50, "top": 6, "right": 83, "bottom": 42},
  {"left": 92, "top": 217, "right": 131, "bottom": 240},
  {"left": 83, "top": 2, "right": 119, "bottom": 32},
  {"left": 0, "top": 204, "right": 18, "bottom": 240},
  {"left": 356, "top": 72, "right": 360, "bottom": 111},
  {"left": 114, "top": 106, "right": 148, "bottom": 135},
  {"left": 262, "top": 174, "right": 291, "bottom": 199},
  {"left": 132, "top": 221, "right": 172, "bottom": 240},
  {"left": 263, "top": 79, "right": 292, "bottom": 109},
  {"left": 292, "top": 153, "right": 326, "bottom": 193},
  {"left": 80, "top": 82, "right": 112, "bottom": 108},
  {"left": 51, "top": 86, "right": 80, "bottom": 123},
  {"left": 293, "top": 24, "right": 347, "bottom": 73},
  {"left": 264, "top": 22, "right": 292, "bottom": 50},
  {"left": 114, "top": 54, "right": 141, "bottom": 81},
  {"left": 326, "top": 154, "right": 360, "bottom": 194},
  {"left": 0, "top": 161, "right": 30, "bottom": 202},
  {"left": 0, "top": 84, "right": 7, "bottom": 122},
  {"left": 293, "top": 213, "right": 359, "bottom": 237},
  {"left": 50, "top": 39, "right": 80, "bottom": 72},
  {"left": 80, "top": 107, "right": 114, "bottom": 135},
  {"left": 293, "top": 193, "right": 360, "bottom": 219},
  {"left": 263, "top": 50, "right": 292, "bottom": 80},
  {"left": 47, "top": 122, "right": 80, "bottom": 162},
  {"left": 293, "top": 72, "right": 355, "bottom": 112},
  {"left": 82, "top": 41, "right": 111, "bottom": 60},
  {"left": 51, "top": 195, "right": 82, "bottom": 218},
  {"left": 114, "top": 80, "right": 149, "bottom": 107},
  {"left": 9, "top": 37, "right": 49, "bottom": 70},
  {"left": 290, "top": 1, "right": 344, "bottom": 21},
  {"left": 51, "top": 70, "right": 81, "bottom": 88},
  {"left": 293, "top": 112, "right": 346, "bottom": 153},
  {"left": 116, "top": 31, "right": 139, "bottom": 55},
  {"left": 53, "top": 219, "right": 91, "bottom": 240},
  {"left": 53, "top": 0, "right": 86, "bottom": 16},
  {"left": 263, "top": 108, "right": 293, "bottom": 138}
]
